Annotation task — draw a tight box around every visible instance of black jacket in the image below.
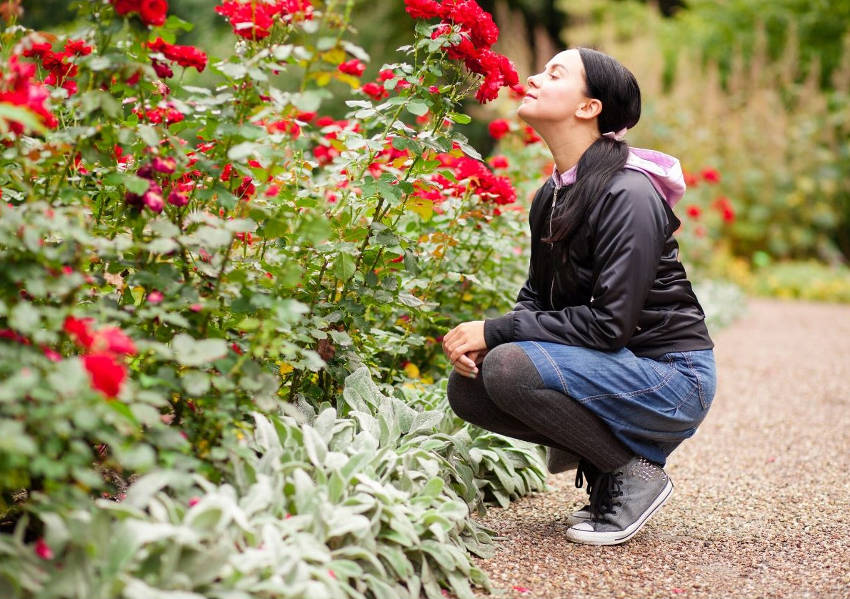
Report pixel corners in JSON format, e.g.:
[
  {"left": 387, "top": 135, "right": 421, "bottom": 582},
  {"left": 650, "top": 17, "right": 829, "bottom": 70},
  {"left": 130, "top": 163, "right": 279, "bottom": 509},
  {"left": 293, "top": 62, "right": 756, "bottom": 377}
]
[{"left": 483, "top": 169, "right": 714, "bottom": 359}]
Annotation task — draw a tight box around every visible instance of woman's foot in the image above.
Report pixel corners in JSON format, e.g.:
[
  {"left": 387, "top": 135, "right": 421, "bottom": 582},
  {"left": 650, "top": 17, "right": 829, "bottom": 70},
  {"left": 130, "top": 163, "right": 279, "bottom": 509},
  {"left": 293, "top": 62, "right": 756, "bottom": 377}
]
[{"left": 565, "top": 456, "right": 673, "bottom": 545}]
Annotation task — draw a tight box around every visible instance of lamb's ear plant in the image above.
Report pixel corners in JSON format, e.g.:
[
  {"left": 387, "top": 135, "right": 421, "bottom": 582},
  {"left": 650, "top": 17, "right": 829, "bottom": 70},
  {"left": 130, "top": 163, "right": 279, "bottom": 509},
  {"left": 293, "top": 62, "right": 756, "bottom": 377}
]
[{"left": 0, "top": 366, "right": 546, "bottom": 599}]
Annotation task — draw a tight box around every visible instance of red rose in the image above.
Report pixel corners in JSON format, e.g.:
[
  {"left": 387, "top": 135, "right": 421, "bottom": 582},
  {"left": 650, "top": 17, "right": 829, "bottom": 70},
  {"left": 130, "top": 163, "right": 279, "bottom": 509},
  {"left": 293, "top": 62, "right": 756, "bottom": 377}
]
[
  {"left": 487, "top": 118, "right": 510, "bottom": 139},
  {"left": 92, "top": 327, "right": 138, "bottom": 355},
  {"left": 215, "top": 1, "right": 274, "bottom": 40},
  {"left": 112, "top": 0, "right": 139, "bottom": 16},
  {"left": 64, "top": 316, "right": 96, "bottom": 349},
  {"left": 83, "top": 353, "right": 127, "bottom": 398},
  {"left": 489, "top": 155, "right": 509, "bottom": 169},
  {"left": 701, "top": 167, "right": 720, "bottom": 184},
  {"left": 404, "top": 0, "right": 441, "bottom": 19},
  {"left": 361, "top": 81, "right": 388, "bottom": 101},
  {"left": 139, "top": 0, "right": 168, "bottom": 26},
  {"left": 338, "top": 59, "right": 365, "bottom": 77}
]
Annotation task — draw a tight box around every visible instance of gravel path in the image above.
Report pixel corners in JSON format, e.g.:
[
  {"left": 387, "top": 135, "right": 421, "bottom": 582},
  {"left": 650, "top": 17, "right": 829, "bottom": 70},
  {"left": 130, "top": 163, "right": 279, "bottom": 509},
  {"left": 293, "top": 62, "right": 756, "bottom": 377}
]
[{"left": 471, "top": 298, "right": 850, "bottom": 599}]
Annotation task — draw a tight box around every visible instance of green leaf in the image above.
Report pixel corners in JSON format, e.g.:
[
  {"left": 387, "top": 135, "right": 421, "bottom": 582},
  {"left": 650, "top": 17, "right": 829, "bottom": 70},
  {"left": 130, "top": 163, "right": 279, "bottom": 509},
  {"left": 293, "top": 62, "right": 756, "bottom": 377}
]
[
  {"left": 447, "top": 111, "right": 471, "bottom": 124},
  {"left": 333, "top": 253, "right": 356, "bottom": 280},
  {"left": 172, "top": 334, "right": 228, "bottom": 367},
  {"left": 181, "top": 371, "right": 210, "bottom": 396},
  {"left": 406, "top": 101, "right": 429, "bottom": 116},
  {"left": 227, "top": 142, "right": 260, "bottom": 162},
  {"left": 8, "top": 302, "right": 40, "bottom": 334},
  {"left": 137, "top": 124, "right": 160, "bottom": 147}
]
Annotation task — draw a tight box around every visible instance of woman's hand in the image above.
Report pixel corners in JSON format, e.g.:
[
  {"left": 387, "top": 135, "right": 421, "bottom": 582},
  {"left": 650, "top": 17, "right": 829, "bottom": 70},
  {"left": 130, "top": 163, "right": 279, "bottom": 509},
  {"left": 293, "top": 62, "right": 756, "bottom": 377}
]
[{"left": 443, "top": 321, "right": 487, "bottom": 377}]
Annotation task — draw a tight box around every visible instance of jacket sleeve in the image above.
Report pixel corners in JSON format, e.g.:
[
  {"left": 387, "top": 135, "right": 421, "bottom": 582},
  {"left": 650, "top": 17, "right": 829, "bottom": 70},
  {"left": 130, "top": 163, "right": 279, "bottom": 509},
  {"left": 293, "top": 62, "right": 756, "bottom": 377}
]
[{"left": 483, "top": 178, "right": 667, "bottom": 351}]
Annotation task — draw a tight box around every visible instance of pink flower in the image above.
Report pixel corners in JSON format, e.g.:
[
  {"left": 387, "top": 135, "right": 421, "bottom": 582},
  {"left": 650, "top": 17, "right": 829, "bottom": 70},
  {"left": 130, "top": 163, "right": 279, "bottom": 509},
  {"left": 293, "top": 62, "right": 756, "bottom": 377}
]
[
  {"left": 143, "top": 188, "right": 164, "bottom": 213},
  {"left": 148, "top": 290, "right": 164, "bottom": 304},
  {"left": 188, "top": 496, "right": 200, "bottom": 506},
  {"left": 42, "top": 346, "right": 62, "bottom": 362},
  {"left": 34, "top": 538, "right": 53, "bottom": 560},
  {"left": 151, "top": 156, "right": 176, "bottom": 174},
  {"left": 167, "top": 190, "right": 188, "bottom": 206}
]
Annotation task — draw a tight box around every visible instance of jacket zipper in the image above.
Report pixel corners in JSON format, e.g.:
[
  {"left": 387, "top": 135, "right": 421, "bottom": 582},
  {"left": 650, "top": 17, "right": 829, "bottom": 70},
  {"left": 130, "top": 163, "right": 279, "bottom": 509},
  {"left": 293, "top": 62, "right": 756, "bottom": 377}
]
[{"left": 549, "top": 181, "right": 561, "bottom": 309}]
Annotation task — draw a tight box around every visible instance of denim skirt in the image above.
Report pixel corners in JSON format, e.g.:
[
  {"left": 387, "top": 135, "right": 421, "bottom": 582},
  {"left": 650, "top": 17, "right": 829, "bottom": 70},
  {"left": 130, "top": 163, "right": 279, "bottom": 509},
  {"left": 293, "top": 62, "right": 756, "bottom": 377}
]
[{"left": 514, "top": 341, "right": 717, "bottom": 466}]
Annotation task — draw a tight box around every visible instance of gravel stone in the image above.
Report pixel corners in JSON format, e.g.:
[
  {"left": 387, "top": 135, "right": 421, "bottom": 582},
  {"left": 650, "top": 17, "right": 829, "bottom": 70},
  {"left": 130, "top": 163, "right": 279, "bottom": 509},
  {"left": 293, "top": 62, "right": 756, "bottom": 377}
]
[{"left": 471, "top": 298, "right": 850, "bottom": 599}]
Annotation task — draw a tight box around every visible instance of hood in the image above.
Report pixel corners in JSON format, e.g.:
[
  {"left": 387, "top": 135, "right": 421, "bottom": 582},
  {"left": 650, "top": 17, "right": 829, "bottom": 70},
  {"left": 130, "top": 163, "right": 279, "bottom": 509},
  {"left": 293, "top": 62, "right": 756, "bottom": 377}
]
[{"left": 550, "top": 147, "right": 687, "bottom": 207}]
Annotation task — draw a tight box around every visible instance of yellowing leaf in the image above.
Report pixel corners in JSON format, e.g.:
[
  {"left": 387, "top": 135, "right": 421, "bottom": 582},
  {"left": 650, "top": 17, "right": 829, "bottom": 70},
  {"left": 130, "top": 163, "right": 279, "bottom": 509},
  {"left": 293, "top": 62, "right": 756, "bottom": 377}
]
[
  {"left": 308, "top": 71, "right": 333, "bottom": 87},
  {"left": 408, "top": 196, "right": 433, "bottom": 222},
  {"left": 334, "top": 72, "right": 362, "bottom": 89},
  {"left": 320, "top": 47, "right": 346, "bottom": 64}
]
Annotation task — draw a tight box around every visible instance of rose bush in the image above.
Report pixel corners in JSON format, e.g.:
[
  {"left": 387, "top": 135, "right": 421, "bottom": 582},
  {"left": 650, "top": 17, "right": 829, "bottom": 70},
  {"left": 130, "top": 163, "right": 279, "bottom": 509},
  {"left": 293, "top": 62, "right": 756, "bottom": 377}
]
[{"left": 0, "top": 1, "right": 553, "bottom": 596}]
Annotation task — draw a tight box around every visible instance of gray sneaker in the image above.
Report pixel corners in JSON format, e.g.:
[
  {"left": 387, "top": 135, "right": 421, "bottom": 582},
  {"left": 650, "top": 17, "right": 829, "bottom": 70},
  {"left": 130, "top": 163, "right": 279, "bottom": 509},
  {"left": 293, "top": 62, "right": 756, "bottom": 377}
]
[{"left": 565, "top": 456, "right": 673, "bottom": 545}]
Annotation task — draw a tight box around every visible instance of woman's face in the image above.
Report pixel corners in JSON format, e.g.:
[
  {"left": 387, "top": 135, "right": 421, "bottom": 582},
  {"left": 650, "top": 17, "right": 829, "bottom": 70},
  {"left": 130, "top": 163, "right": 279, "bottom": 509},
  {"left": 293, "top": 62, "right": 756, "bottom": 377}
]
[{"left": 518, "top": 49, "right": 589, "bottom": 125}]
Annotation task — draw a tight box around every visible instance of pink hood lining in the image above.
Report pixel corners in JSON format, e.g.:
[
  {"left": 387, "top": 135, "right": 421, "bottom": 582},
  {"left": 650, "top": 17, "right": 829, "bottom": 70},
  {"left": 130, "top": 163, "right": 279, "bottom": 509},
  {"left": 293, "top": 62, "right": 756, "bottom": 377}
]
[{"left": 550, "top": 147, "right": 686, "bottom": 207}]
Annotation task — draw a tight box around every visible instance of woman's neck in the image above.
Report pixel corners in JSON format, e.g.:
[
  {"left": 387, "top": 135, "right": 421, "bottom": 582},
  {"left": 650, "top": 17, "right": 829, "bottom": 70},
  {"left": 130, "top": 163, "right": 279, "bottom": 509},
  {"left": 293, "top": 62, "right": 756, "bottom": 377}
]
[{"left": 535, "top": 123, "right": 599, "bottom": 173}]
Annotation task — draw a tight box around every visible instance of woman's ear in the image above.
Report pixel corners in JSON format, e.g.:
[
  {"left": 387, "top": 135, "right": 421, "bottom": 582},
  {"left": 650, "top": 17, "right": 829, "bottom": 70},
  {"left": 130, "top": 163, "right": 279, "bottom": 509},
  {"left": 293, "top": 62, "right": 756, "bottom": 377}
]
[{"left": 575, "top": 98, "right": 602, "bottom": 121}]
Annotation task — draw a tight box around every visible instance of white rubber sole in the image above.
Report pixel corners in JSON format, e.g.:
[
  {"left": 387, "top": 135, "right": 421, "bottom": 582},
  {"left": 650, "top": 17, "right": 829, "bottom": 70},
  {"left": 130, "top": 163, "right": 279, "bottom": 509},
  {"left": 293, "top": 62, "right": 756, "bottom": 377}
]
[{"left": 564, "top": 479, "right": 674, "bottom": 546}]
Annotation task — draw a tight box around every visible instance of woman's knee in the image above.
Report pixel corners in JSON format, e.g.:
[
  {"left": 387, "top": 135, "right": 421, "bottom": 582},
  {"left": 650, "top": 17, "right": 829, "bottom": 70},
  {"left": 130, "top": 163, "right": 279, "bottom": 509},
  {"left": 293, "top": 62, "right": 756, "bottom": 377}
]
[
  {"left": 481, "top": 343, "right": 532, "bottom": 401},
  {"left": 446, "top": 370, "right": 486, "bottom": 422}
]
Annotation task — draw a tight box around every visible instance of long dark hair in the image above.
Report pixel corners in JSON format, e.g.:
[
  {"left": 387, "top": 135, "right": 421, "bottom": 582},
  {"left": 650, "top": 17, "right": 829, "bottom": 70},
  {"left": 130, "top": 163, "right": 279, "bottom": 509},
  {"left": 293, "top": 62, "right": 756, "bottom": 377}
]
[{"left": 541, "top": 48, "right": 641, "bottom": 269}]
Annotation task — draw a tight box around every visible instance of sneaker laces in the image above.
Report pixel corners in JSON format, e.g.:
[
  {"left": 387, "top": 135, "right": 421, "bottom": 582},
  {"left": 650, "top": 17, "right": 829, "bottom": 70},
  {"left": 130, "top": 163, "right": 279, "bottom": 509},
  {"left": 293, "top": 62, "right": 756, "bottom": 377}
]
[
  {"left": 574, "top": 459, "right": 599, "bottom": 492},
  {"left": 588, "top": 469, "right": 624, "bottom": 519}
]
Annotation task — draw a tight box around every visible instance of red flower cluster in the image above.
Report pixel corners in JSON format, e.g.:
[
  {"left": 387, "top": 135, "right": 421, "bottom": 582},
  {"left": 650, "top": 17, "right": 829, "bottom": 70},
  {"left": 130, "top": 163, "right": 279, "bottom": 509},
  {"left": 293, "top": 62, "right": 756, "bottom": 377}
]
[
  {"left": 147, "top": 38, "right": 207, "bottom": 75},
  {"left": 0, "top": 56, "right": 57, "bottom": 133},
  {"left": 683, "top": 166, "right": 721, "bottom": 188},
  {"left": 359, "top": 69, "right": 414, "bottom": 101},
  {"left": 132, "top": 102, "right": 184, "bottom": 126},
  {"left": 311, "top": 116, "right": 361, "bottom": 165},
  {"left": 64, "top": 316, "right": 137, "bottom": 398},
  {"left": 22, "top": 37, "right": 92, "bottom": 96},
  {"left": 405, "top": 0, "right": 518, "bottom": 103},
  {"left": 215, "top": 0, "right": 314, "bottom": 40},
  {"left": 713, "top": 196, "right": 735, "bottom": 223},
  {"left": 111, "top": 0, "right": 169, "bottom": 27},
  {"left": 433, "top": 151, "right": 516, "bottom": 205},
  {"left": 367, "top": 137, "right": 412, "bottom": 177},
  {"left": 125, "top": 154, "right": 192, "bottom": 212}
]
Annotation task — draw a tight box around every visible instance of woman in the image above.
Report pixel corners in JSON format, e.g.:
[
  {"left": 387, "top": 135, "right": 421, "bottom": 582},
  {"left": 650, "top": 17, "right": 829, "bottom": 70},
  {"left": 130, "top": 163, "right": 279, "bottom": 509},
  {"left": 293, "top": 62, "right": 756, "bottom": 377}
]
[{"left": 442, "top": 47, "right": 716, "bottom": 546}]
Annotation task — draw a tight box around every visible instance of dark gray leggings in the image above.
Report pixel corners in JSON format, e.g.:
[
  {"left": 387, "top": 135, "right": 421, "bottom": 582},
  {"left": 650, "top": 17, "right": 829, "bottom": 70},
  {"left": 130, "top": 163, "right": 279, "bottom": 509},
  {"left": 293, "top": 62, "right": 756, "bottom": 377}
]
[{"left": 447, "top": 343, "right": 632, "bottom": 473}]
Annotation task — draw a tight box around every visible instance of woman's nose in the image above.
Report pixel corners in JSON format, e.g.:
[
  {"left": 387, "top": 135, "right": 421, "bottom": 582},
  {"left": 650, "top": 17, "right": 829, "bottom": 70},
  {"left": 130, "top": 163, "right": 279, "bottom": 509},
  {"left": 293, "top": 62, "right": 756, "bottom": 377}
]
[{"left": 526, "top": 74, "right": 538, "bottom": 88}]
